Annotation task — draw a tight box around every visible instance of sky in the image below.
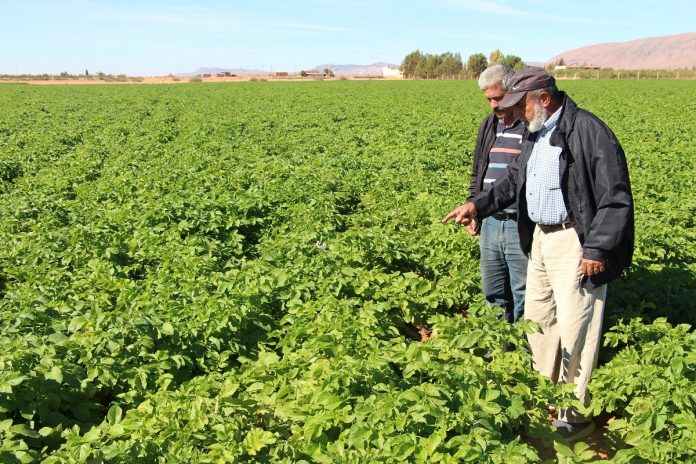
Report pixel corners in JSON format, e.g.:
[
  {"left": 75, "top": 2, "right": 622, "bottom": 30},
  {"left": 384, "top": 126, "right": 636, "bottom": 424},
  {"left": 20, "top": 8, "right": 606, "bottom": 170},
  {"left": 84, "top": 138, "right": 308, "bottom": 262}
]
[{"left": 1, "top": 0, "right": 694, "bottom": 76}]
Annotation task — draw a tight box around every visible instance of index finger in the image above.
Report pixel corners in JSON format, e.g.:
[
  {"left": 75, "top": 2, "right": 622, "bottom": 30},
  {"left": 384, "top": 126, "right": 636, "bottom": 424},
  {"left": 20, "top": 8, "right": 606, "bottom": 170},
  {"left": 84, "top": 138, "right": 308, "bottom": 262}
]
[{"left": 442, "top": 211, "right": 457, "bottom": 223}]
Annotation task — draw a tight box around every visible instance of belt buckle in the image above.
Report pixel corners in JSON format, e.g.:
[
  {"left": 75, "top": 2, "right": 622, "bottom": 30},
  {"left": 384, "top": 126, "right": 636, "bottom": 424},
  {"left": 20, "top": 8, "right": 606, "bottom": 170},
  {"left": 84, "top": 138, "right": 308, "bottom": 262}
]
[
  {"left": 495, "top": 211, "right": 515, "bottom": 221},
  {"left": 538, "top": 222, "right": 571, "bottom": 233}
]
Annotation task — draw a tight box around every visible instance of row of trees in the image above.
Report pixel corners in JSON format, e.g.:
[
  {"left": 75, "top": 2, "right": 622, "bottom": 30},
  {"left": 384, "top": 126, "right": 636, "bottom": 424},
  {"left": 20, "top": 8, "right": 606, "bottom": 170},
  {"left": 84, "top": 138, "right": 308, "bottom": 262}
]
[
  {"left": 401, "top": 51, "right": 464, "bottom": 79},
  {"left": 401, "top": 49, "right": 525, "bottom": 79}
]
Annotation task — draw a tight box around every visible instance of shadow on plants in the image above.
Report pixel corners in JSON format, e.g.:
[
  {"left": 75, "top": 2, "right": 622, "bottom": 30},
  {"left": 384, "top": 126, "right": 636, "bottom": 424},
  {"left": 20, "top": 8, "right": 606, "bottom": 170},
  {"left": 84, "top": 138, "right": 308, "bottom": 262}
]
[{"left": 605, "top": 264, "right": 696, "bottom": 328}]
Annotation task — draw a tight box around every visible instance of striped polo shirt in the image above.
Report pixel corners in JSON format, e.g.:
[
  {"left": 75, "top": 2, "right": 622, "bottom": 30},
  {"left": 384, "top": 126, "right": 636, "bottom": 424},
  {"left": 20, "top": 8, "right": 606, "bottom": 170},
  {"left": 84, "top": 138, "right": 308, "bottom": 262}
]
[{"left": 482, "top": 119, "right": 525, "bottom": 203}]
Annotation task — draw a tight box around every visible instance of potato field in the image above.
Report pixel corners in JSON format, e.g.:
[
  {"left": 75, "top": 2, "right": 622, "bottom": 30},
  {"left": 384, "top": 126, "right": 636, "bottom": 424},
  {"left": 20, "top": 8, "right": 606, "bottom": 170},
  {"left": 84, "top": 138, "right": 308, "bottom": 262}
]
[{"left": 0, "top": 80, "right": 694, "bottom": 463}]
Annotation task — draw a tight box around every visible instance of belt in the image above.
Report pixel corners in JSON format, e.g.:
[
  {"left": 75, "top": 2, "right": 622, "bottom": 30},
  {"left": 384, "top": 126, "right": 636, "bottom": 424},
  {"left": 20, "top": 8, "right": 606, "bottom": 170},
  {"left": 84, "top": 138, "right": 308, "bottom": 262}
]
[
  {"left": 492, "top": 211, "right": 517, "bottom": 221},
  {"left": 537, "top": 222, "right": 573, "bottom": 233}
]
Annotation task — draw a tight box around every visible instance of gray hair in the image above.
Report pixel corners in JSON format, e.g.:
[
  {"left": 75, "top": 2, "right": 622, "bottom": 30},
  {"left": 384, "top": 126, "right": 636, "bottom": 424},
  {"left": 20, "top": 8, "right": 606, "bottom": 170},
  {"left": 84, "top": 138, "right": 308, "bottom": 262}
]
[{"left": 478, "top": 64, "right": 515, "bottom": 91}]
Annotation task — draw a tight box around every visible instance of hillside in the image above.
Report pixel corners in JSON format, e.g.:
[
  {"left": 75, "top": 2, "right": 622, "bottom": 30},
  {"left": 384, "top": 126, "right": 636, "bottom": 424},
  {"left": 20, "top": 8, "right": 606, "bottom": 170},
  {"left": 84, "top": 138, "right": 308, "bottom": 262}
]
[
  {"left": 547, "top": 32, "right": 696, "bottom": 69},
  {"left": 175, "top": 67, "right": 266, "bottom": 77},
  {"left": 315, "top": 62, "right": 397, "bottom": 76},
  {"left": 176, "top": 63, "right": 397, "bottom": 78}
]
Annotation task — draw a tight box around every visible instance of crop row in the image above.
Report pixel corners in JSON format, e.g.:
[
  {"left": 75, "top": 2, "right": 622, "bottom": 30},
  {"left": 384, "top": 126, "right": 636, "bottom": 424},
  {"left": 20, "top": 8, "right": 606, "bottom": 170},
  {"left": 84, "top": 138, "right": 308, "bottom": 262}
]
[{"left": 0, "top": 80, "right": 694, "bottom": 462}]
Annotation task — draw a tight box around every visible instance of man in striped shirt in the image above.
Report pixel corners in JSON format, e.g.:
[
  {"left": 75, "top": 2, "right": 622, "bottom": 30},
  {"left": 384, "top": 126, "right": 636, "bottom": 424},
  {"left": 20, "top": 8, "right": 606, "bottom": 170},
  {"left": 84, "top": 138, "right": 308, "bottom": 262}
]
[{"left": 466, "top": 65, "right": 528, "bottom": 323}]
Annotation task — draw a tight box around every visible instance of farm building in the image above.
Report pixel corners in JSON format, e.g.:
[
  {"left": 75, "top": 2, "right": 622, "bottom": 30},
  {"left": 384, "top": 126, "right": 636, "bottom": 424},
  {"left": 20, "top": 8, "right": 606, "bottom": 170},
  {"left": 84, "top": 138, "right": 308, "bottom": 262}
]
[{"left": 382, "top": 66, "right": 404, "bottom": 79}]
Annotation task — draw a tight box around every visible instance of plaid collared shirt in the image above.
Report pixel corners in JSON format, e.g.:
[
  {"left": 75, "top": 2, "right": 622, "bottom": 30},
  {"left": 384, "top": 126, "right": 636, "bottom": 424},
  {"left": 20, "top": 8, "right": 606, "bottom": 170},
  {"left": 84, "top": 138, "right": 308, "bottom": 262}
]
[{"left": 525, "top": 106, "right": 568, "bottom": 225}]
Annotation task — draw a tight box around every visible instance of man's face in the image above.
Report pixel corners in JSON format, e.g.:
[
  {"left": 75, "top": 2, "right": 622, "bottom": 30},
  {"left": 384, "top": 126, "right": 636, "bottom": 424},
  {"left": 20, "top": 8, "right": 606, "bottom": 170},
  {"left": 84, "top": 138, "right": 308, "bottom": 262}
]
[
  {"left": 484, "top": 84, "right": 513, "bottom": 121},
  {"left": 513, "top": 91, "right": 547, "bottom": 133}
]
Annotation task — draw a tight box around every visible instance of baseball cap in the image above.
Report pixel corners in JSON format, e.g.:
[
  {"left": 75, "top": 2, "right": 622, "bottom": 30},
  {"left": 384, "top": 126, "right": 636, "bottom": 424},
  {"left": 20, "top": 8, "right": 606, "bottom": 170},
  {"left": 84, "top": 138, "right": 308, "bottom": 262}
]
[{"left": 498, "top": 66, "right": 556, "bottom": 109}]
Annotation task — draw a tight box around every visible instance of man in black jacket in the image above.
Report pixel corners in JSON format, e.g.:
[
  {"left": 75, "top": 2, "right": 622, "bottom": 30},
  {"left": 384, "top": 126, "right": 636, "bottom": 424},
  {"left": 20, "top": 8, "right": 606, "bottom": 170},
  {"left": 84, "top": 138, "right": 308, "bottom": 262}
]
[
  {"left": 443, "top": 67, "right": 634, "bottom": 441},
  {"left": 468, "top": 64, "right": 528, "bottom": 323}
]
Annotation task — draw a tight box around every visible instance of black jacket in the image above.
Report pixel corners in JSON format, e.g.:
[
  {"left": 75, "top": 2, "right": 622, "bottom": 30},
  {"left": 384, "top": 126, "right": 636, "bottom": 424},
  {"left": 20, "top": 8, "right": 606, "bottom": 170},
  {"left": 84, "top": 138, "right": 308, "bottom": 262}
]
[
  {"left": 467, "top": 112, "right": 499, "bottom": 201},
  {"left": 467, "top": 113, "right": 526, "bottom": 234},
  {"left": 471, "top": 93, "right": 634, "bottom": 289}
]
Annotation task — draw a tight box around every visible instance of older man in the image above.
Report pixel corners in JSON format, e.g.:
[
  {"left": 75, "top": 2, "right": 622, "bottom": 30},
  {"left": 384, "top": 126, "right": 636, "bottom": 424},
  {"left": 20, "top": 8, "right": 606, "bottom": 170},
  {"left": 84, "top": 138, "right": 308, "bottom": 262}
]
[
  {"left": 443, "top": 67, "right": 634, "bottom": 441},
  {"left": 468, "top": 64, "right": 528, "bottom": 323}
]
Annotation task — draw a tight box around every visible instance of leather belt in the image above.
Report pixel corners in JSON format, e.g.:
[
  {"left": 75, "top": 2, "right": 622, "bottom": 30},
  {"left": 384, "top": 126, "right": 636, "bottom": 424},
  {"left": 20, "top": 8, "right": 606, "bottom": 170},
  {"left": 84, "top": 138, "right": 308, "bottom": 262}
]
[
  {"left": 492, "top": 211, "right": 517, "bottom": 221},
  {"left": 537, "top": 222, "right": 573, "bottom": 233}
]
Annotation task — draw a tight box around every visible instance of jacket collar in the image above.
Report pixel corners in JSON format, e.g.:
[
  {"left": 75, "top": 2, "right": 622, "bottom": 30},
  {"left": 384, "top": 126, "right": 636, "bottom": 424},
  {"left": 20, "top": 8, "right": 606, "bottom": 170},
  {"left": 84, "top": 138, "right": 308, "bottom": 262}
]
[
  {"left": 548, "top": 91, "right": 578, "bottom": 150},
  {"left": 556, "top": 91, "right": 578, "bottom": 136}
]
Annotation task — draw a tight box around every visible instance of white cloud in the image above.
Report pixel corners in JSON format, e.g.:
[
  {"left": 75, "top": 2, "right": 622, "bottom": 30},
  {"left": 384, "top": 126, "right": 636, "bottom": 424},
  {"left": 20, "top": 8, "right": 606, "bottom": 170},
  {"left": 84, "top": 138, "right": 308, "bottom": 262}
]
[
  {"left": 437, "top": 0, "right": 617, "bottom": 24},
  {"left": 438, "top": 0, "right": 535, "bottom": 17}
]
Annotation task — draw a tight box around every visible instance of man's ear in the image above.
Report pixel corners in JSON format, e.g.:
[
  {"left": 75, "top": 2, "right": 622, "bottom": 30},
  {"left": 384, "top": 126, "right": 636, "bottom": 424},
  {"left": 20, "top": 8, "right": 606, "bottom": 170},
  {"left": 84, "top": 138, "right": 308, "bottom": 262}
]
[{"left": 539, "top": 90, "right": 552, "bottom": 107}]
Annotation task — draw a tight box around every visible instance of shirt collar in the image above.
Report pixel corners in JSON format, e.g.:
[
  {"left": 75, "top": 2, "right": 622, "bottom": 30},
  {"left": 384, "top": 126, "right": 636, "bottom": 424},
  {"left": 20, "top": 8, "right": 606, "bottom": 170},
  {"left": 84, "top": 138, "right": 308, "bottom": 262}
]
[
  {"left": 542, "top": 106, "right": 563, "bottom": 134},
  {"left": 497, "top": 118, "right": 522, "bottom": 130}
]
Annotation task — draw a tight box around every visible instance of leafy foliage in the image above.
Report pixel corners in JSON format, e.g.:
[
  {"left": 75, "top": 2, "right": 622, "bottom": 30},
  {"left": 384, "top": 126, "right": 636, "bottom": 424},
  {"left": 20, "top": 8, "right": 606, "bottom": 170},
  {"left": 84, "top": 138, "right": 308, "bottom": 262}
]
[
  {"left": 400, "top": 50, "right": 464, "bottom": 78},
  {"left": 588, "top": 319, "right": 696, "bottom": 462},
  {"left": 0, "top": 79, "right": 694, "bottom": 462},
  {"left": 45, "top": 304, "right": 565, "bottom": 463},
  {"left": 466, "top": 54, "right": 488, "bottom": 79}
]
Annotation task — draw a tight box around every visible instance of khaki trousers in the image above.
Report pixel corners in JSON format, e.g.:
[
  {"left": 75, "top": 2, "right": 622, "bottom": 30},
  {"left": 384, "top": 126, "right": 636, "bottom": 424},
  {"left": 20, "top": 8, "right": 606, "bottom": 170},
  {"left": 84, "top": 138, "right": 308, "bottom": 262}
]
[{"left": 525, "top": 225, "right": 606, "bottom": 423}]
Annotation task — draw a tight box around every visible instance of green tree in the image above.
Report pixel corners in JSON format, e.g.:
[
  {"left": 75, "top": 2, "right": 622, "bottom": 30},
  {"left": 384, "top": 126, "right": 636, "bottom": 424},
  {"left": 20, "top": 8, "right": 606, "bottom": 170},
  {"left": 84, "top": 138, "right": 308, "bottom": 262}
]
[
  {"left": 489, "top": 49, "right": 502, "bottom": 66},
  {"left": 499, "top": 54, "right": 525, "bottom": 71},
  {"left": 439, "top": 52, "right": 464, "bottom": 76},
  {"left": 467, "top": 53, "right": 488, "bottom": 78},
  {"left": 424, "top": 54, "right": 443, "bottom": 78},
  {"left": 402, "top": 50, "right": 465, "bottom": 79},
  {"left": 401, "top": 50, "right": 425, "bottom": 78}
]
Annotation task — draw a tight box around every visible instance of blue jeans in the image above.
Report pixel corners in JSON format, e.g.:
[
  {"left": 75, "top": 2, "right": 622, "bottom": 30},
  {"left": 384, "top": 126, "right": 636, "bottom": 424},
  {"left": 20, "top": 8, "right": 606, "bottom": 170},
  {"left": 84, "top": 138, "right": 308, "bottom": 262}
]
[{"left": 479, "top": 216, "right": 528, "bottom": 323}]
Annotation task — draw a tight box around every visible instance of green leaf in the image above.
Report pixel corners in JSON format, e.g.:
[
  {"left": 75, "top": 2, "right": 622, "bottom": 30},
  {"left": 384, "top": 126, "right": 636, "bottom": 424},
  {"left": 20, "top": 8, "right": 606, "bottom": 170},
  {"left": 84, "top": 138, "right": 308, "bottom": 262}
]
[
  {"left": 219, "top": 380, "right": 239, "bottom": 398},
  {"left": 386, "top": 434, "right": 416, "bottom": 460},
  {"left": 0, "top": 374, "right": 26, "bottom": 393},
  {"left": 12, "top": 450, "right": 37, "bottom": 464},
  {"left": 161, "top": 322, "right": 175, "bottom": 336},
  {"left": 0, "top": 419, "right": 13, "bottom": 431},
  {"left": 45, "top": 365, "right": 63, "bottom": 383},
  {"left": 107, "top": 404, "right": 123, "bottom": 425},
  {"left": 83, "top": 427, "right": 101, "bottom": 442},
  {"left": 573, "top": 441, "right": 595, "bottom": 460},
  {"left": 10, "top": 424, "right": 40, "bottom": 438},
  {"left": 507, "top": 395, "right": 525, "bottom": 419},
  {"left": 243, "top": 428, "right": 277, "bottom": 456},
  {"left": 422, "top": 429, "right": 445, "bottom": 456},
  {"left": 348, "top": 425, "right": 372, "bottom": 450},
  {"left": 554, "top": 441, "right": 574, "bottom": 458}
]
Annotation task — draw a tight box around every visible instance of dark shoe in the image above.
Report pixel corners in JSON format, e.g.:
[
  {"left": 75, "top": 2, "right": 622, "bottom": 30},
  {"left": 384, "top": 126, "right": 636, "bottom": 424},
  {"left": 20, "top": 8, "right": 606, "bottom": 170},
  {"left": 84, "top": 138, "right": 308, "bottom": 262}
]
[{"left": 552, "top": 419, "right": 595, "bottom": 442}]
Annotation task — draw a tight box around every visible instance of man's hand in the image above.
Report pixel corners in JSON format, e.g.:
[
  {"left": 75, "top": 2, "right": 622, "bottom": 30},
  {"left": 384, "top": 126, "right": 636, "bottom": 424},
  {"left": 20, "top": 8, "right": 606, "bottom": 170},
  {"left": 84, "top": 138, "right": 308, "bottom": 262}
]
[
  {"left": 581, "top": 258, "right": 605, "bottom": 276},
  {"left": 466, "top": 218, "right": 478, "bottom": 236},
  {"left": 442, "top": 202, "right": 477, "bottom": 226}
]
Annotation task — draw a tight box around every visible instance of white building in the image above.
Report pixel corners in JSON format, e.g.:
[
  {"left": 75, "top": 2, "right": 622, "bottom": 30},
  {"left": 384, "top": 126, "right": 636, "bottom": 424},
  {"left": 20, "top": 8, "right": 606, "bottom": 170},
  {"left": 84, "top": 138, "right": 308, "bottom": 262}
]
[{"left": 382, "top": 66, "right": 403, "bottom": 79}]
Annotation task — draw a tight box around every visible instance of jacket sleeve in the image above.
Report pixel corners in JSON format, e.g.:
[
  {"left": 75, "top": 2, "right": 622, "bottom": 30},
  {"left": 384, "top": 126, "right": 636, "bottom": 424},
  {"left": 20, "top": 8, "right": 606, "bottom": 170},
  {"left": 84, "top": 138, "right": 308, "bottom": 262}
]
[
  {"left": 467, "top": 117, "right": 489, "bottom": 201},
  {"left": 471, "top": 149, "right": 521, "bottom": 218},
  {"left": 579, "top": 114, "right": 634, "bottom": 262}
]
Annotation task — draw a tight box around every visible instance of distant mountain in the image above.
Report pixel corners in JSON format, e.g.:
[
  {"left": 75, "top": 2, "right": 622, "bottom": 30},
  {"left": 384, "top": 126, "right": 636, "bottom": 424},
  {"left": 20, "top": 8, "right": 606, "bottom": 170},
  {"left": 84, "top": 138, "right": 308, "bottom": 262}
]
[
  {"left": 175, "top": 67, "right": 266, "bottom": 77},
  {"left": 315, "top": 62, "right": 398, "bottom": 76},
  {"left": 176, "top": 63, "right": 399, "bottom": 78},
  {"left": 546, "top": 32, "right": 696, "bottom": 69}
]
